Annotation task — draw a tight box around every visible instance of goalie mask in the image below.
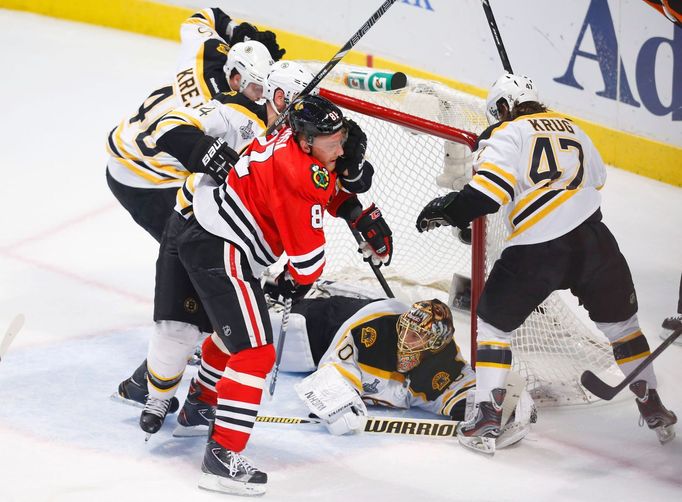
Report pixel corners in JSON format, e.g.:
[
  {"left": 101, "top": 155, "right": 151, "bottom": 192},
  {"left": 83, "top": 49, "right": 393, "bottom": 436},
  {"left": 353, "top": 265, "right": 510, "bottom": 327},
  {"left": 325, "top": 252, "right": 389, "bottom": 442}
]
[
  {"left": 264, "top": 60, "right": 315, "bottom": 115},
  {"left": 485, "top": 73, "right": 538, "bottom": 125},
  {"left": 396, "top": 299, "right": 454, "bottom": 373},
  {"left": 224, "top": 41, "right": 274, "bottom": 104}
]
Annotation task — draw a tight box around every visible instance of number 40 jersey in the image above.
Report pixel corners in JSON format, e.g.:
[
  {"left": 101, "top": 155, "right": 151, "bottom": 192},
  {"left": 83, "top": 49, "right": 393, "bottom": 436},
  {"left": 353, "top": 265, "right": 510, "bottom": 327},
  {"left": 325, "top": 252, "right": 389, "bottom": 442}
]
[{"left": 470, "top": 112, "right": 607, "bottom": 247}]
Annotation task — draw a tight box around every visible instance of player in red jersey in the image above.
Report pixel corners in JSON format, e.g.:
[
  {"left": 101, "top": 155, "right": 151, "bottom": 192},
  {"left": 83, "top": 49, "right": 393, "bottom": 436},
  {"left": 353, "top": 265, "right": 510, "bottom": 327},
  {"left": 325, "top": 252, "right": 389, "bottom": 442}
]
[{"left": 139, "top": 95, "right": 392, "bottom": 496}]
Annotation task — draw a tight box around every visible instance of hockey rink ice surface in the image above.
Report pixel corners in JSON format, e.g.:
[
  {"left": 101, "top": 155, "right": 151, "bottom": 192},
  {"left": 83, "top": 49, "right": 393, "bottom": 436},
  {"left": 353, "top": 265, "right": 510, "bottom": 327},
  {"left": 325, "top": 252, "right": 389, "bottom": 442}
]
[{"left": 1, "top": 9, "right": 681, "bottom": 502}]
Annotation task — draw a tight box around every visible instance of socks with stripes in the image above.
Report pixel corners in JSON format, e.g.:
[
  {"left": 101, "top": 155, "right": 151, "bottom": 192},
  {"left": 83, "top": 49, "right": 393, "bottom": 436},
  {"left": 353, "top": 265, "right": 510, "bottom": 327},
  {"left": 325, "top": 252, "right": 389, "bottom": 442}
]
[{"left": 211, "top": 344, "right": 275, "bottom": 452}]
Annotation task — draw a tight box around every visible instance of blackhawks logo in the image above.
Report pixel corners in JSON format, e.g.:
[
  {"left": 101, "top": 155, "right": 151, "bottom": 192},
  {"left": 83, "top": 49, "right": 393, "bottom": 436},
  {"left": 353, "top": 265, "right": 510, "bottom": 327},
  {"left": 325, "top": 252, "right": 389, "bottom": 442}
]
[
  {"left": 311, "top": 164, "right": 330, "bottom": 189},
  {"left": 360, "top": 326, "right": 377, "bottom": 348},
  {"left": 432, "top": 371, "right": 451, "bottom": 391}
]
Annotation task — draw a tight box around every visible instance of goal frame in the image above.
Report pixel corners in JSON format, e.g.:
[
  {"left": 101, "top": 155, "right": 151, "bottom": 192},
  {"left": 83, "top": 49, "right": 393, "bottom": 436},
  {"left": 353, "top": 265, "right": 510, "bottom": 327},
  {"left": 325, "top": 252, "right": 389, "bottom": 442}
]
[{"left": 320, "top": 87, "right": 485, "bottom": 366}]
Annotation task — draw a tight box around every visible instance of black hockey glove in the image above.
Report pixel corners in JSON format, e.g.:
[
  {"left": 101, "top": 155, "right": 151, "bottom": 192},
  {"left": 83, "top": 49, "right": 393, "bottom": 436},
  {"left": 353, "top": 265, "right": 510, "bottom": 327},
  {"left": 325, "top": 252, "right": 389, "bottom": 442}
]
[
  {"left": 352, "top": 204, "right": 393, "bottom": 266},
  {"left": 232, "top": 22, "right": 286, "bottom": 61},
  {"left": 265, "top": 266, "right": 312, "bottom": 302},
  {"left": 337, "top": 119, "right": 373, "bottom": 193},
  {"left": 188, "top": 136, "right": 240, "bottom": 185},
  {"left": 415, "top": 192, "right": 458, "bottom": 233}
]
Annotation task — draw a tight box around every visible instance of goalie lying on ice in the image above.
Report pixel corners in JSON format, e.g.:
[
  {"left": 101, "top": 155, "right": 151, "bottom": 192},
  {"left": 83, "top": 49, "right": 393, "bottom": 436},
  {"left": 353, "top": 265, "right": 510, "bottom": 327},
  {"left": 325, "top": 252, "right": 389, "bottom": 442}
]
[{"left": 267, "top": 294, "right": 535, "bottom": 442}]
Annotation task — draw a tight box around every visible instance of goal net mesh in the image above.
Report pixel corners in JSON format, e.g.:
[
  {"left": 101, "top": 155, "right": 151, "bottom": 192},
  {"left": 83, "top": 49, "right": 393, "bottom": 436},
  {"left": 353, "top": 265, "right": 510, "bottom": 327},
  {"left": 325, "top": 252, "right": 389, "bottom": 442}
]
[{"left": 301, "top": 61, "right": 622, "bottom": 405}]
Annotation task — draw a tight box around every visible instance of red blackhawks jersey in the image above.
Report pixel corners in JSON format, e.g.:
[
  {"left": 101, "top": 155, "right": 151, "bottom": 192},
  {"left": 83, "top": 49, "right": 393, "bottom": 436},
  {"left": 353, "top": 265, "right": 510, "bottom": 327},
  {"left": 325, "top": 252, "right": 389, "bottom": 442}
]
[{"left": 191, "top": 127, "right": 339, "bottom": 284}]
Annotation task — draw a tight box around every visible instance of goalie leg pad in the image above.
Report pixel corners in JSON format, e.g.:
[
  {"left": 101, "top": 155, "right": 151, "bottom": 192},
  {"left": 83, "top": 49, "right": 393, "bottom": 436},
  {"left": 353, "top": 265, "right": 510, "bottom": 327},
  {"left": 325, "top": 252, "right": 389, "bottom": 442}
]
[
  {"left": 269, "top": 312, "right": 316, "bottom": 372},
  {"left": 294, "top": 365, "right": 368, "bottom": 436},
  {"left": 147, "top": 320, "right": 202, "bottom": 399}
]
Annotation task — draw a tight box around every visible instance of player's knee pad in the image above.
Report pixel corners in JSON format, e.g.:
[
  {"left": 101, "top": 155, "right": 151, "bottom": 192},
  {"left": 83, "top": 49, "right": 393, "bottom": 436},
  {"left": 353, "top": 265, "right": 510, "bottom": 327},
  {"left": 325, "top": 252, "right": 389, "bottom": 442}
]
[
  {"left": 595, "top": 314, "right": 641, "bottom": 344},
  {"left": 146, "top": 321, "right": 201, "bottom": 398},
  {"left": 476, "top": 318, "right": 513, "bottom": 345},
  {"left": 148, "top": 320, "right": 202, "bottom": 370},
  {"left": 596, "top": 314, "right": 652, "bottom": 365},
  {"left": 226, "top": 344, "right": 276, "bottom": 378}
]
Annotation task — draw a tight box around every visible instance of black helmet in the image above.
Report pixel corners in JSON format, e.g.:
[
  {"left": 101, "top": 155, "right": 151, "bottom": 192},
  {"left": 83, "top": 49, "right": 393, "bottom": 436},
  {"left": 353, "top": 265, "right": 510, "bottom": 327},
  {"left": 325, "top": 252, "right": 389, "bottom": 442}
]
[{"left": 287, "top": 95, "right": 344, "bottom": 145}]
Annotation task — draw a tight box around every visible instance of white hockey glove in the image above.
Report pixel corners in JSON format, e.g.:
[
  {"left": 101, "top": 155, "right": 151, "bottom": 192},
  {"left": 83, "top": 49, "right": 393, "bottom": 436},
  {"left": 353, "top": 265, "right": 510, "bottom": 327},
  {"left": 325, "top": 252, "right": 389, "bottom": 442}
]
[{"left": 294, "top": 365, "right": 368, "bottom": 436}]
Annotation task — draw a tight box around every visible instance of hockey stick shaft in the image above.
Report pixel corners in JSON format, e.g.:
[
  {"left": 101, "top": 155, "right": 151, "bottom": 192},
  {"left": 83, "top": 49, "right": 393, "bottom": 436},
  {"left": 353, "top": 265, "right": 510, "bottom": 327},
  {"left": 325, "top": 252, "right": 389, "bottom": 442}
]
[
  {"left": 257, "top": 414, "right": 459, "bottom": 438},
  {"left": 0, "top": 314, "right": 25, "bottom": 363},
  {"left": 267, "top": 297, "right": 293, "bottom": 397},
  {"left": 264, "top": 0, "right": 400, "bottom": 136},
  {"left": 580, "top": 325, "right": 682, "bottom": 400},
  {"left": 481, "top": 0, "right": 513, "bottom": 73},
  {"left": 348, "top": 223, "right": 395, "bottom": 298}
]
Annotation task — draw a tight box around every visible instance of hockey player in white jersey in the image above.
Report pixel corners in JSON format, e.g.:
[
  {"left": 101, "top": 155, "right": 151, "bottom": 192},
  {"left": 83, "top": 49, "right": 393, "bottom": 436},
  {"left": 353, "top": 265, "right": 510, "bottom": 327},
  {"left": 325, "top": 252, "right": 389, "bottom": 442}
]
[
  {"left": 107, "top": 8, "right": 284, "bottom": 239},
  {"left": 416, "top": 73, "right": 677, "bottom": 452},
  {"left": 111, "top": 52, "right": 308, "bottom": 412}
]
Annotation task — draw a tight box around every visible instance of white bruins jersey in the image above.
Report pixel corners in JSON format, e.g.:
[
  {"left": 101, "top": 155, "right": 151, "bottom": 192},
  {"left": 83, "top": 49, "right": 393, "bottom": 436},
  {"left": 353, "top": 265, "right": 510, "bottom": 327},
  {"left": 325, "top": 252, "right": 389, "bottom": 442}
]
[
  {"left": 174, "top": 8, "right": 235, "bottom": 108},
  {"left": 318, "top": 299, "right": 475, "bottom": 418},
  {"left": 471, "top": 112, "right": 607, "bottom": 246},
  {"left": 106, "top": 9, "right": 236, "bottom": 189}
]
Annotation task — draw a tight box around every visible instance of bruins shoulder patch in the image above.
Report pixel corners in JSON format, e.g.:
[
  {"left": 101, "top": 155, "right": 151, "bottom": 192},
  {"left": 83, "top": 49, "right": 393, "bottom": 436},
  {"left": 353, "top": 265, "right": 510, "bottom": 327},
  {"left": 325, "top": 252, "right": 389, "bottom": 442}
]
[
  {"left": 432, "top": 371, "right": 451, "bottom": 391},
  {"left": 360, "top": 326, "right": 377, "bottom": 348},
  {"left": 311, "top": 164, "right": 330, "bottom": 190}
]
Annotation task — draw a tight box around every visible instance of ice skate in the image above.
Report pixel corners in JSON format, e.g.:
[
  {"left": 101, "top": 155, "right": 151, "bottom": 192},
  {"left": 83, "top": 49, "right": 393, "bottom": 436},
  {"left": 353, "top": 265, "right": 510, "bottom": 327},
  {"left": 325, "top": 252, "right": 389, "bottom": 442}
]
[
  {"left": 173, "top": 379, "right": 215, "bottom": 437},
  {"left": 630, "top": 380, "right": 677, "bottom": 444},
  {"left": 112, "top": 360, "right": 179, "bottom": 413},
  {"left": 198, "top": 439, "right": 267, "bottom": 496},
  {"left": 140, "top": 396, "right": 174, "bottom": 441},
  {"left": 497, "top": 389, "right": 537, "bottom": 449},
  {"left": 457, "top": 388, "right": 506, "bottom": 454}
]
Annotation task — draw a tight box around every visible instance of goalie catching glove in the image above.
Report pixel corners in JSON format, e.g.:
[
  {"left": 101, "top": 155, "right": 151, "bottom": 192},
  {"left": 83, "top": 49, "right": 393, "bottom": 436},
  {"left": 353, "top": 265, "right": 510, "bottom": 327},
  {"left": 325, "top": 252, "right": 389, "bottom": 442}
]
[
  {"left": 295, "top": 365, "right": 368, "bottom": 436},
  {"left": 188, "top": 136, "right": 240, "bottom": 185},
  {"left": 352, "top": 203, "right": 393, "bottom": 266},
  {"left": 336, "top": 119, "right": 374, "bottom": 193},
  {"left": 263, "top": 265, "right": 312, "bottom": 302}
]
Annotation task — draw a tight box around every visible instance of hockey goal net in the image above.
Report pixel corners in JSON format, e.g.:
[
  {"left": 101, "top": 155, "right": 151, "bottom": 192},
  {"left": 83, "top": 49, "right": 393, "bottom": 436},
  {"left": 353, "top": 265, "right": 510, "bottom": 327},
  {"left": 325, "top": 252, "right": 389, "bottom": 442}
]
[{"left": 303, "top": 61, "right": 622, "bottom": 406}]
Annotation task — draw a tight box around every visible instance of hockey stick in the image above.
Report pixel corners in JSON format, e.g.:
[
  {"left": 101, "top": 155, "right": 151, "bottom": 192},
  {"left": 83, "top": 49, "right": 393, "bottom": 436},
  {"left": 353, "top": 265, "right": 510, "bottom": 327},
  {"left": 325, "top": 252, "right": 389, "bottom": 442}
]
[
  {"left": 0, "top": 314, "right": 25, "bottom": 363},
  {"left": 257, "top": 414, "right": 459, "bottom": 438},
  {"left": 348, "top": 223, "right": 395, "bottom": 298},
  {"left": 267, "top": 297, "right": 293, "bottom": 398},
  {"left": 480, "top": 0, "right": 513, "bottom": 73},
  {"left": 263, "top": 0, "right": 400, "bottom": 136},
  {"left": 580, "top": 323, "right": 682, "bottom": 401}
]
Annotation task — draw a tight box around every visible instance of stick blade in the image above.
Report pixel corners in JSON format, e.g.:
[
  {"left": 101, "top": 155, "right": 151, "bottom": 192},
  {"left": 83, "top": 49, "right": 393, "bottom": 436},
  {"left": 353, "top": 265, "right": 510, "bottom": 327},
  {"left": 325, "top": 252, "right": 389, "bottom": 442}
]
[
  {"left": 580, "top": 370, "right": 618, "bottom": 401},
  {"left": 0, "top": 314, "right": 25, "bottom": 359}
]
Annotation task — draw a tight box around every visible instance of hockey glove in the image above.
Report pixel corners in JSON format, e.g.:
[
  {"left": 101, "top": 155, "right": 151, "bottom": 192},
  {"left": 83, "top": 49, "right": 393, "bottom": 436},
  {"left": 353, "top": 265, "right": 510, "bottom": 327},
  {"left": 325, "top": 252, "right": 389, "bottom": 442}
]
[
  {"left": 266, "top": 266, "right": 312, "bottom": 302},
  {"left": 188, "top": 136, "right": 240, "bottom": 185},
  {"left": 352, "top": 203, "right": 393, "bottom": 266},
  {"left": 415, "top": 192, "right": 458, "bottom": 233},
  {"left": 232, "top": 22, "right": 286, "bottom": 61},
  {"left": 336, "top": 119, "right": 372, "bottom": 192},
  {"left": 295, "top": 365, "right": 368, "bottom": 436}
]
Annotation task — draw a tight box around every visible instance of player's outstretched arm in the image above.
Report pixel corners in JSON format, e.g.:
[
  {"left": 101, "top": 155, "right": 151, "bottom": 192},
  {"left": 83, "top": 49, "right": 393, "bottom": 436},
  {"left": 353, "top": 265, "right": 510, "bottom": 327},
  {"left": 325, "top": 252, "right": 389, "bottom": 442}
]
[{"left": 416, "top": 185, "right": 499, "bottom": 233}]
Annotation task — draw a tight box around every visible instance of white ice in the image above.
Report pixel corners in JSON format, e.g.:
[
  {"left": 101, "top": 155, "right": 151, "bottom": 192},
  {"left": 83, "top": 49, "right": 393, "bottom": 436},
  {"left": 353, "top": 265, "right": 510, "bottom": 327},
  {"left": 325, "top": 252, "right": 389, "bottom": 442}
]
[{"left": 1, "top": 9, "right": 681, "bottom": 502}]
